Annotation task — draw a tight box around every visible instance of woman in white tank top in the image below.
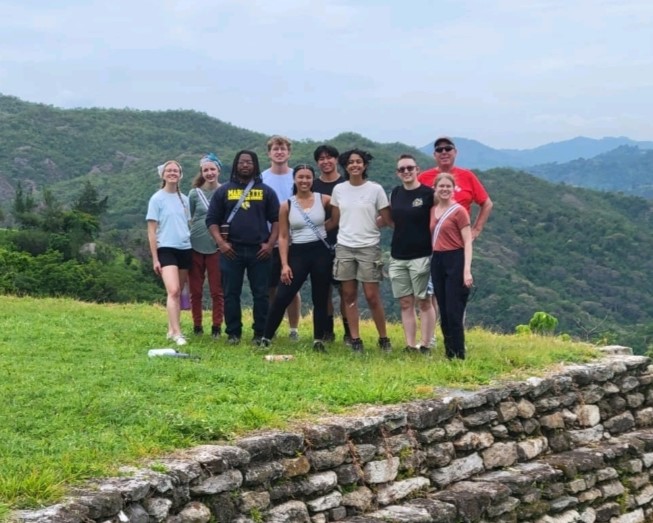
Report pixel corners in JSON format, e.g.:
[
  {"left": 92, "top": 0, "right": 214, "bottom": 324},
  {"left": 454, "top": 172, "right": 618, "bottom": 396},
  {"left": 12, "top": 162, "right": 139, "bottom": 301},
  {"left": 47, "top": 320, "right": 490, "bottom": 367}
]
[{"left": 261, "top": 165, "right": 335, "bottom": 352}]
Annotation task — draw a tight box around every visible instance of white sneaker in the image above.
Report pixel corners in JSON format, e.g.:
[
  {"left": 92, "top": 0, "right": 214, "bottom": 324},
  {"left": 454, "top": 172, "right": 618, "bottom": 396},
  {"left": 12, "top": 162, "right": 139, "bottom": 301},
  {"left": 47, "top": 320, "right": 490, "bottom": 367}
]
[{"left": 167, "top": 334, "right": 187, "bottom": 346}]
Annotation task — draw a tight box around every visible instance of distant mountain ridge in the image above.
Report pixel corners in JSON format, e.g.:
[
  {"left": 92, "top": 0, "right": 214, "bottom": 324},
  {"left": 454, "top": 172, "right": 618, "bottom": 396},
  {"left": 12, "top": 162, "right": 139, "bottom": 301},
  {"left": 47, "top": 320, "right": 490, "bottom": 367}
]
[
  {"left": 419, "top": 136, "right": 653, "bottom": 170},
  {"left": 526, "top": 145, "right": 653, "bottom": 198}
]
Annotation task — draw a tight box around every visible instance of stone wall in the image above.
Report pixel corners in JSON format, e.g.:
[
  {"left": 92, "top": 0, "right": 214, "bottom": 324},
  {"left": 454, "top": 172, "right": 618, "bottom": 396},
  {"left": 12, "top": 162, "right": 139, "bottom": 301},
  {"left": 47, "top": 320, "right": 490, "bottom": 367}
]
[{"left": 15, "top": 346, "right": 653, "bottom": 523}]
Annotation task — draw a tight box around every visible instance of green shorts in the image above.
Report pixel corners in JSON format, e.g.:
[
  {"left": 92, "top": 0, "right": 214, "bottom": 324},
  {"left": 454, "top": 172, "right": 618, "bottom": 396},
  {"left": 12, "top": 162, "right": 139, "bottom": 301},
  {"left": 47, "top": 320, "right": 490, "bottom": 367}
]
[
  {"left": 388, "top": 255, "right": 431, "bottom": 299},
  {"left": 333, "top": 244, "right": 384, "bottom": 283}
]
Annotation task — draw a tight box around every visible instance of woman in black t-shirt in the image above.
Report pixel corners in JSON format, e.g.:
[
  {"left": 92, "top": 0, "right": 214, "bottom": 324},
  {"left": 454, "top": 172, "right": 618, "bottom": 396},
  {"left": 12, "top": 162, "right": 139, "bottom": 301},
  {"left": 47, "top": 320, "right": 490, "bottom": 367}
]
[{"left": 386, "top": 154, "right": 435, "bottom": 354}]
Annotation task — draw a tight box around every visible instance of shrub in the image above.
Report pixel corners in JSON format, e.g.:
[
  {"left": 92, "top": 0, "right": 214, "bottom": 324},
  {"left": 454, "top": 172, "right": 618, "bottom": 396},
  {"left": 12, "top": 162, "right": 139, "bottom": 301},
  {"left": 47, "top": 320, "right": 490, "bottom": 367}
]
[{"left": 529, "top": 311, "right": 558, "bottom": 335}]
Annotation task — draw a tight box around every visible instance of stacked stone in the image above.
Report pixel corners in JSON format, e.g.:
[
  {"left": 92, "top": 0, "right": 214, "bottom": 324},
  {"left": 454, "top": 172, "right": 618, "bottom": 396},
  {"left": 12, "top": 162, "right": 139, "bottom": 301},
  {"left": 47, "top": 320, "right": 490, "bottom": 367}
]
[{"left": 14, "top": 347, "right": 653, "bottom": 523}]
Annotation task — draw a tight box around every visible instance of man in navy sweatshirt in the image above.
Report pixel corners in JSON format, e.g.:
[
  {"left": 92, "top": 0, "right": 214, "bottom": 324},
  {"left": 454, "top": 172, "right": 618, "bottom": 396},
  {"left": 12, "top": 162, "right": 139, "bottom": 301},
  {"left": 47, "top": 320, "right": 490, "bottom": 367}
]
[{"left": 207, "top": 150, "right": 280, "bottom": 345}]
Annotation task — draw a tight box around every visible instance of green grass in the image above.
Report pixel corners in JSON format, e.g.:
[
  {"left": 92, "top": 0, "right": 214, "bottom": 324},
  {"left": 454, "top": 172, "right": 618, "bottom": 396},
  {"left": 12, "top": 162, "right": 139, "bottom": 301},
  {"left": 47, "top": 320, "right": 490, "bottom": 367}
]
[{"left": 0, "top": 295, "right": 597, "bottom": 512}]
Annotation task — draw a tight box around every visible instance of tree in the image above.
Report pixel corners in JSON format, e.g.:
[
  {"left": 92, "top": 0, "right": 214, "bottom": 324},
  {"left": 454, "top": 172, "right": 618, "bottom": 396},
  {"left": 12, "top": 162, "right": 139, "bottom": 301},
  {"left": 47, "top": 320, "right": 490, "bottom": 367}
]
[
  {"left": 74, "top": 181, "right": 108, "bottom": 217},
  {"left": 12, "top": 182, "right": 39, "bottom": 228}
]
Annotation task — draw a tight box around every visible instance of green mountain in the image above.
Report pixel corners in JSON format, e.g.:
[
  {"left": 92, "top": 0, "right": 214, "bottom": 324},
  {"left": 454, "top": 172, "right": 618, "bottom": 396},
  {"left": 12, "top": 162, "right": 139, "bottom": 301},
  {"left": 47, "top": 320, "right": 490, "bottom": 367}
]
[
  {"left": 526, "top": 145, "right": 653, "bottom": 198},
  {"left": 2, "top": 94, "right": 653, "bottom": 352},
  {"left": 469, "top": 168, "right": 653, "bottom": 345},
  {"left": 0, "top": 94, "right": 429, "bottom": 228}
]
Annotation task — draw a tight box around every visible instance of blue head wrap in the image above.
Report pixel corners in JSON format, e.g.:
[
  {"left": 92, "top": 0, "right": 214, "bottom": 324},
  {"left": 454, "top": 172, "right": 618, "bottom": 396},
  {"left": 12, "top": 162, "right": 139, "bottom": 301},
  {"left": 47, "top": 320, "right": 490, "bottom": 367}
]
[{"left": 200, "top": 153, "right": 222, "bottom": 169}]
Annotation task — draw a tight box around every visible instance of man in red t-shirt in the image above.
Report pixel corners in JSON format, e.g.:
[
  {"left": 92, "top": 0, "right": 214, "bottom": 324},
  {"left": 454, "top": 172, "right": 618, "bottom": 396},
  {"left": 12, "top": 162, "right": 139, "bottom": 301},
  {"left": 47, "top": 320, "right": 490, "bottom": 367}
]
[{"left": 418, "top": 137, "right": 493, "bottom": 240}]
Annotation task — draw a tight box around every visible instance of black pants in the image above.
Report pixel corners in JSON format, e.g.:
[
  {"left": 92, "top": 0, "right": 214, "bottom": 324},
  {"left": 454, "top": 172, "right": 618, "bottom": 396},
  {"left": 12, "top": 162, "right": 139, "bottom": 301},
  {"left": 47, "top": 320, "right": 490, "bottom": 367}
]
[
  {"left": 221, "top": 244, "right": 271, "bottom": 338},
  {"left": 264, "top": 240, "right": 333, "bottom": 340},
  {"left": 431, "top": 249, "right": 470, "bottom": 359}
]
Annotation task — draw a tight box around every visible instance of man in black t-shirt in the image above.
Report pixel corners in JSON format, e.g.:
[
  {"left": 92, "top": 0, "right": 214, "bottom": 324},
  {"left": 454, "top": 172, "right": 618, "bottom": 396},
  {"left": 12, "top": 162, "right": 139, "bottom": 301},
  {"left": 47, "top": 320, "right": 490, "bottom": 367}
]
[
  {"left": 311, "top": 144, "right": 351, "bottom": 343},
  {"left": 387, "top": 154, "right": 436, "bottom": 353}
]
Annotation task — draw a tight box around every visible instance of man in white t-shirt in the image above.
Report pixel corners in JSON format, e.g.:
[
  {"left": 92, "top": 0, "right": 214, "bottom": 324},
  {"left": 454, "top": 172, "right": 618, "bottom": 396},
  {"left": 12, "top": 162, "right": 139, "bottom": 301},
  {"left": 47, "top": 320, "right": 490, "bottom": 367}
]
[{"left": 261, "top": 135, "right": 301, "bottom": 341}]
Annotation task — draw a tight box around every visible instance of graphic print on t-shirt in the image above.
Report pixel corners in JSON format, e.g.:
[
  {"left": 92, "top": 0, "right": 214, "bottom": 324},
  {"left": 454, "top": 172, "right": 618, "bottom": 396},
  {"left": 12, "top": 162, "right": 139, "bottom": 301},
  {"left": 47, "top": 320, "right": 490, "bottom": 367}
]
[{"left": 226, "top": 188, "right": 264, "bottom": 210}]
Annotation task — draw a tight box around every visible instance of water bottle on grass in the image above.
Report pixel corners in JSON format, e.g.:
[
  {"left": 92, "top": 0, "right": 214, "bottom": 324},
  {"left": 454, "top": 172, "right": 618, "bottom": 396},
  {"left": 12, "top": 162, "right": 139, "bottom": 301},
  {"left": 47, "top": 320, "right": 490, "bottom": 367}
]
[{"left": 148, "top": 348, "right": 197, "bottom": 359}]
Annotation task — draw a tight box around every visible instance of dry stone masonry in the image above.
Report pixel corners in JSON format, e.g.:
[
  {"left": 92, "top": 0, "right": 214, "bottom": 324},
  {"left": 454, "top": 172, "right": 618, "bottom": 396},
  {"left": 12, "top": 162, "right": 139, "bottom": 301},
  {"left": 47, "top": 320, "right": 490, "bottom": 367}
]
[{"left": 15, "top": 346, "right": 653, "bottom": 523}]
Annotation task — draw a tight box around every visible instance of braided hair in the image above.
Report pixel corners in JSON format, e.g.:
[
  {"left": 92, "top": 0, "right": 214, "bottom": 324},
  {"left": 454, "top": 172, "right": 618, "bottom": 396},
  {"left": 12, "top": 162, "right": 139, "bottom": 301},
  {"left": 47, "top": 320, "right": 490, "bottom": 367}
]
[{"left": 159, "top": 160, "right": 188, "bottom": 218}]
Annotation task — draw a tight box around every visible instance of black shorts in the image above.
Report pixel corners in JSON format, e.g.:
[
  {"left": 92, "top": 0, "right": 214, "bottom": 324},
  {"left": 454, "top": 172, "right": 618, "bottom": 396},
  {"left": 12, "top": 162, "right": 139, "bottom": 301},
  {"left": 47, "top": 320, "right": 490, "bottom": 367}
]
[
  {"left": 157, "top": 247, "right": 192, "bottom": 270},
  {"left": 268, "top": 247, "right": 282, "bottom": 288}
]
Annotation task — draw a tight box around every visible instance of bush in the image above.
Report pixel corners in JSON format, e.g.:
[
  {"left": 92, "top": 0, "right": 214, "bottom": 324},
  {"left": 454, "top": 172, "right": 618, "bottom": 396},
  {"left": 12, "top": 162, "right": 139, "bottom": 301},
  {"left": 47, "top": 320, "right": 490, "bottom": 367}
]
[{"left": 529, "top": 311, "right": 559, "bottom": 335}]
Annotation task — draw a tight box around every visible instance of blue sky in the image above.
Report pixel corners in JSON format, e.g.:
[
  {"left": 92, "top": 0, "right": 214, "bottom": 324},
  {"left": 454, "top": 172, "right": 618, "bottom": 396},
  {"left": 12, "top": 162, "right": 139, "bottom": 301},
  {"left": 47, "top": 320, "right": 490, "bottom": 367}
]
[{"left": 1, "top": 0, "right": 651, "bottom": 149}]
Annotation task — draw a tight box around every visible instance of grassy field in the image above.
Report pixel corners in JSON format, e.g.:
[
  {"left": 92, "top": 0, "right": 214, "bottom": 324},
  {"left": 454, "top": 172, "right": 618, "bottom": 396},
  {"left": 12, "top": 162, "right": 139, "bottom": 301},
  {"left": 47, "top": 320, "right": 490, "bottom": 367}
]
[{"left": 0, "top": 295, "right": 598, "bottom": 514}]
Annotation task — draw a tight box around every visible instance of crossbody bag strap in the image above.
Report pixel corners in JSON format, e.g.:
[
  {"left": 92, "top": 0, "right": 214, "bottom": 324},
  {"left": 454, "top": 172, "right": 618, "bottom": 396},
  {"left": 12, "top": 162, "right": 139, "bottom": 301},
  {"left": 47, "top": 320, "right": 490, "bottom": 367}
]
[
  {"left": 291, "top": 196, "right": 333, "bottom": 251},
  {"left": 226, "top": 179, "right": 255, "bottom": 225},
  {"left": 432, "top": 203, "right": 461, "bottom": 248},
  {"left": 196, "top": 188, "right": 211, "bottom": 210}
]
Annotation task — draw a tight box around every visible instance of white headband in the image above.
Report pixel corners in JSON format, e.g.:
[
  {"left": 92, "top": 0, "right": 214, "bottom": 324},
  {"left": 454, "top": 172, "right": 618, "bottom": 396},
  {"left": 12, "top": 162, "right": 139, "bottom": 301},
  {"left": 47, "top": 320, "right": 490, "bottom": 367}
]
[{"left": 158, "top": 161, "right": 183, "bottom": 179}]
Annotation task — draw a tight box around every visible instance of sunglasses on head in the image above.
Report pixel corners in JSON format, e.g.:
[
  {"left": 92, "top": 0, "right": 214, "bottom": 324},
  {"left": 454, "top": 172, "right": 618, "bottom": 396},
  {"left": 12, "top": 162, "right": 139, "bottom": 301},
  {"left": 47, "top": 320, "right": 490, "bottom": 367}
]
[
  {"left": 435, "top": 145, "right": 455, "bottom": 153},
  {"left": 396, "top": 165, "right": 417, "bottom": 173}
]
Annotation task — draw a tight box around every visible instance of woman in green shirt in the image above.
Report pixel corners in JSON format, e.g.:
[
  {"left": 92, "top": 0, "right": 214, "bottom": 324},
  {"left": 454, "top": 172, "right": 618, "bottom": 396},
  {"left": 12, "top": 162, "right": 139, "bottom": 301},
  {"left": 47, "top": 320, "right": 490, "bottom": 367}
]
[{"left": 188, "top": 153, "right": 224, "bottom": 338}]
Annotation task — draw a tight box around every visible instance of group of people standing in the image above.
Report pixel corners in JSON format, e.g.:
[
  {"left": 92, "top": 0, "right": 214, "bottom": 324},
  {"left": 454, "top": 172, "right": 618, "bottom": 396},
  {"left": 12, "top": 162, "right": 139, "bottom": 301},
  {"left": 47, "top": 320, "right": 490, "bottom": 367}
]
[{"left": 146, "top": 135, "right": 492, "bottom": 360}]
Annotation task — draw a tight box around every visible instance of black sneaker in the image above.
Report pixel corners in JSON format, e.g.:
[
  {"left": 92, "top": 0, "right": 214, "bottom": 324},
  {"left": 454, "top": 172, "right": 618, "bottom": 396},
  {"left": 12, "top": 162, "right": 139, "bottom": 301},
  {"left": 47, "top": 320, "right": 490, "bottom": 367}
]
[
  {"left": 403, "top": 346, "right": 419, "bottom": 354},
  {"left": 350, "top": 338, "right": 364, "bottom": 353},
  {"left": 378, "top": 337, "right": 392, "bottom": 352},
  {"left": 193, "top": 326, "right": 204, "bottom": 335},
  {"left": 211, "top": 326, "right": 221, "bottom": 339},
  {"left": 253, "top": 336, "right": 271, "bottom": 348},
  {"left": 227, "top": 335, "right": 241, "bottom": 345},
  {"left": 418, "top": 345, "right": 432, "bottom": 355},
  {"left": 313, "top": 340, "right": 326, "bottom": 352},
  {"left": 252, "top": 336, "right": 270, "bottom": 348},
  {"left": 323, "top": 332, "right": 336, "bottom": 342}
]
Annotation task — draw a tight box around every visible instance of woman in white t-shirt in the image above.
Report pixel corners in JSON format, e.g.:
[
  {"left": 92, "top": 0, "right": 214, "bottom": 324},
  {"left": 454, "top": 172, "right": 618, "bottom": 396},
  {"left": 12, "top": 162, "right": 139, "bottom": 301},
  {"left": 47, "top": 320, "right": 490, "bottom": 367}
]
[
  {"left": 330, "top": 149, "right": 392, "bottom": 353},
  {"left": 146, "top": 160, "right": 192, "bottom": 346}
]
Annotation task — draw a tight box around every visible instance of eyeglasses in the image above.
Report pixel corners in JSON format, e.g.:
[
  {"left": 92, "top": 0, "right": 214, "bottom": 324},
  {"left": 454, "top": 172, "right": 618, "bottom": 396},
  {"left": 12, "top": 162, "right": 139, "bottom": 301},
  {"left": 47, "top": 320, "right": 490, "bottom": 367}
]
[
  {"left": 396, "top": 165, "right": 417, "bottom": 173},
  {"left": 435, "top": 146, "right": 455, "bottom": 154}
]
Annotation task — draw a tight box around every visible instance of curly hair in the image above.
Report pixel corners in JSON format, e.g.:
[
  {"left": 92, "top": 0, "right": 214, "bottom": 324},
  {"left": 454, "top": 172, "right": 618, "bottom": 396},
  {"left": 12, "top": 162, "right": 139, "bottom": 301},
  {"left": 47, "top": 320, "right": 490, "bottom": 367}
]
[{"left": 338, "top": 148, "right": 374, "bottom": 180}]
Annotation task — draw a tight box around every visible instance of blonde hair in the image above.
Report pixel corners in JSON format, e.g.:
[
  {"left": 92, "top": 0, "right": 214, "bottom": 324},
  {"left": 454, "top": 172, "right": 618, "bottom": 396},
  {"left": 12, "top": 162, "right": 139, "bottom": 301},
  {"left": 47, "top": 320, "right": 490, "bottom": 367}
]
[
  {"left": 266, "top": 135, "right": 292, "bottom": 152},
  {"left": 159, "top": 160, "right": 183, "bottom": 187},
  {"left": 434, "top": 172, "right": 455, "bottom": 189},
  {"left": 159, "top": 160, "right": 187, "bottom": 215}
]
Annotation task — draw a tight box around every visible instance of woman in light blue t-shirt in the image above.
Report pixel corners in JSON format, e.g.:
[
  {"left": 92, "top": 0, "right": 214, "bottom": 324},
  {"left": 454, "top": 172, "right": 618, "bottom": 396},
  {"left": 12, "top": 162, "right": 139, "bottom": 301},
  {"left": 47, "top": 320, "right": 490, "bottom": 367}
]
[{"left": 146, "top": 160, "right": 192, "bottom": 346}]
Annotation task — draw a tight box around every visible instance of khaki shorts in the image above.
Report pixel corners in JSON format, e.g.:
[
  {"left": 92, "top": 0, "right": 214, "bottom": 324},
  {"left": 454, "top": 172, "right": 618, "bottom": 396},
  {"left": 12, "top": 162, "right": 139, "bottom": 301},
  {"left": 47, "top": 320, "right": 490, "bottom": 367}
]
[
  {"left": 388, "top": 255, "right": 431, "bottom": 299},
  {"left": 333, "top": 244, "right": 384, "bottom": 283}
]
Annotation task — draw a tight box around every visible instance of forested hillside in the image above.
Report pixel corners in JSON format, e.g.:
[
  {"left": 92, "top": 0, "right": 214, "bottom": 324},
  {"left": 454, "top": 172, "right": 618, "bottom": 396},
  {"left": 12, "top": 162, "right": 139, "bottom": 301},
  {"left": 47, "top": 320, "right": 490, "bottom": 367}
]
[
  {"left": 526, "top": 145, "right": 653, "bottom": 198},
  {"left": 2, "top": 94, "right": 653, "bottom": 352},
  {"left": 0, "top": 94, "right": 428, "bottom": 229},
  {"left": 469, "top": 168, "right": 653, "bottom": 349}
]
